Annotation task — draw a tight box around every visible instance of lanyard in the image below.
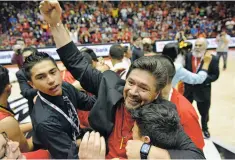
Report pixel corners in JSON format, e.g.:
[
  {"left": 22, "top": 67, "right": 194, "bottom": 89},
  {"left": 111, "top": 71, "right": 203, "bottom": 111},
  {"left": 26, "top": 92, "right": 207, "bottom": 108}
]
[
  {"left": 37, "top": 92, "right": 80, "bottom": 140},
  {"left": 168, "top": 88, "right": 173, "bottom": 101},
  {"left": 194, "top": 56, "right": 203, "bottom": 73}
]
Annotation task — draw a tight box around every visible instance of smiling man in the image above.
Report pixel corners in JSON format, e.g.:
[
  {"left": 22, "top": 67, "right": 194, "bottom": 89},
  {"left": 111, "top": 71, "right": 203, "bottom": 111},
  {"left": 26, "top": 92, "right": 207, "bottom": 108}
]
[
  {"left": 39, "top": 0, "right": 205, "bottom": 159},
  {"left": 23, "top": 52, "right": 96, "bottom": 159}
]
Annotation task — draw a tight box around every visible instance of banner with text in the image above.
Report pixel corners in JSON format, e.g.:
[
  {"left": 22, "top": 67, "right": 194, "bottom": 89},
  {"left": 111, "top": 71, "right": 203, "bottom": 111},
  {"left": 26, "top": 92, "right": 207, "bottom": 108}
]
[
  {"left": 0, "top": 43, "right": 130, "bottom": 64},
  {"left": 155, "top": 37, "right": 235, "bottom": 52}
]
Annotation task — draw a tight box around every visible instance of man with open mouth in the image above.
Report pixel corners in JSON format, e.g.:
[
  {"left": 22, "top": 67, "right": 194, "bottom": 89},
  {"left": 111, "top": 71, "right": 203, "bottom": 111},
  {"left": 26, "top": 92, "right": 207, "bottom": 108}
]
[{"left": 23, "top": 52, "right": 96, "bottom": 159}]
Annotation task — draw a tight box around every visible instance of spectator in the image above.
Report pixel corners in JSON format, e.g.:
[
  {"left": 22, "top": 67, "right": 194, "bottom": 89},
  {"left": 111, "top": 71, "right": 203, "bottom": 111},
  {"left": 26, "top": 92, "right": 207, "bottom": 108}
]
[
  {"left": 216, "top": 30, "right": 231, "bottom": 70},
  {"left": 11, "top": 44, "right": 23, "bottom": 68},
  {"left": 131, "top": 35, "right": 143, "bottom": 62},
  {"left": 109, "top": 44, "right": 129, "bottom": 79},
  {"left": 0, "top": 1, "right": 234, "bottom": 49}
]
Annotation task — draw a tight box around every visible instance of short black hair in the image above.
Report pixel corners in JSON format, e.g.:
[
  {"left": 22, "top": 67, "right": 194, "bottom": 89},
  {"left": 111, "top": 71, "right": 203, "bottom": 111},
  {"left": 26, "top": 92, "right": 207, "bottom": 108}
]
[
  {"left": 162, "top": 42, "right": 179, "bottom": 62},
  {"left": 158, "top": 55, "right": 176, "bottom": 83},
  {"left": 126, "top": 55, "right": 168, "bottom": 92},
  {"left": 131, "top": 99, "right": 182, "bottom": 149},
  {"left": 185, "top": 42, "right": 193, "bottom": 51},
  {"left": 123, "top": 46, "right": 128, "bottom": 53},
  {"left": 109, "top": 44, "right": 124, "bottom": 60},
  {"left": 23, "top": 52, "right": 58, "bottom": 81},
  {"left": 80, "top": 47, "right": 98, "bottom": 62},
  {"left": 0, "top": 65, "right": 9, "bottom": 96},
  {"left": 143, "top": 43, "right": 153, "bottom": 53},
  {"left": 22, "top": 47, "right": 38, "bottom": 56}
]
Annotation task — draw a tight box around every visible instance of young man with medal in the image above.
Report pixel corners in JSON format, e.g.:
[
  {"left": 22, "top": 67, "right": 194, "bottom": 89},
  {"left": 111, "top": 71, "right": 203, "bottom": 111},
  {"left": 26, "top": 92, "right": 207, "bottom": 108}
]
[
  {"left": 39, "top": 1, "right": 205, "bottom": 159},
  {"left": 184, "top": 38, "right": 220, "bottom": 138},
  {"left": 23, "top": 52, "right": 96, "bottom": 159}
]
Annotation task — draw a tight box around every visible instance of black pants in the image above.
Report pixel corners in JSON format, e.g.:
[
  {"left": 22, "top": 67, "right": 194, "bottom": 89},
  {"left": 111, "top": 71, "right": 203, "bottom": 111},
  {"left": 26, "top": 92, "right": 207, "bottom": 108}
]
[
  {"left": 186, "top": 95, "right": 211, "bottom": 131},
  {"left": 217, "top": 52, "right": 228, "bottom": 69}
]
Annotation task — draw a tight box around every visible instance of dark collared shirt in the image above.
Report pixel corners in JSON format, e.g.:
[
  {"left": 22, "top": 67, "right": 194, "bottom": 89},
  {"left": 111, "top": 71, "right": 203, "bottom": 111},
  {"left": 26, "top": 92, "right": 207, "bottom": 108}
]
[{"left": 31, "top": 82, "right": 96, "bottom": 159}]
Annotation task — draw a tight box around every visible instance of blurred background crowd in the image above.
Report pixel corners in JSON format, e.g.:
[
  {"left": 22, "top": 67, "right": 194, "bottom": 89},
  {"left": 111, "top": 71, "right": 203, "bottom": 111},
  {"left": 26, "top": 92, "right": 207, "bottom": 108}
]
[{"left": 0, "top": 1, "right": 235, "bottom": 50}]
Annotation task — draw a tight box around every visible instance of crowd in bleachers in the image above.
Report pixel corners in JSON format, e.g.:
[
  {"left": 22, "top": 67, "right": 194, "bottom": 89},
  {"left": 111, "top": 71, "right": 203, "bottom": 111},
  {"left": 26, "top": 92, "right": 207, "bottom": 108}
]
[{"left": 0, "top": 1, "right": 235, "bottom": 50}]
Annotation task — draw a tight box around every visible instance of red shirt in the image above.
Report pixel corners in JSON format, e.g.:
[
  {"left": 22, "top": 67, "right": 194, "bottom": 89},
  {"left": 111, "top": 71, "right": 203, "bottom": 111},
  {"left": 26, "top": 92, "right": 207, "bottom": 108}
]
[
  {"left": 23, "top": 150, "right": 50, "bottom": 159},
  {"left": 170, "top": 88, "right": 205, "bottom": 150},
  {"left": 106, "top": 89, "right": 204, "bottom": 159},
  {"left": 106, "top": 104, "right": 134, "bottom": 159},
  {"left": 0, "top": 109, "right": 50, "bottom": 159},
  {"left": 0, "top": 110, "right": 11, "bottom": 120},
  {"left": 61, "top": 70, "right": 76, "bottom": 84},
  {"left": 192, "top": 56, "right": 202, "bottom": 73}
]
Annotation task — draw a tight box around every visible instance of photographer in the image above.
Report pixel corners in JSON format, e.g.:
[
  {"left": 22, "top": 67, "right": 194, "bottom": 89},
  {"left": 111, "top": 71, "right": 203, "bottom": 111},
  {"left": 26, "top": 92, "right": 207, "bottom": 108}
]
[
  {"left": 216, "top": 30, "right": 231, "bottom": 70},
  {"left": 175, "top": 29, "right": 187, "bottom": 42},
  {"left": 11, "top": 44, "right": 24, "bottom": 68},
  {"left": 11, "top": 39, "right": 25, "bottom": 68}
]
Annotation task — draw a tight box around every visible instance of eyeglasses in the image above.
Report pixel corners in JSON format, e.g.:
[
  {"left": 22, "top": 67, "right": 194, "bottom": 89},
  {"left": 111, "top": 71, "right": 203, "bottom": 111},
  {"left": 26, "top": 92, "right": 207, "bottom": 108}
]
[{"left": 0, "top": 132, "right": 9, "bottom": 159}]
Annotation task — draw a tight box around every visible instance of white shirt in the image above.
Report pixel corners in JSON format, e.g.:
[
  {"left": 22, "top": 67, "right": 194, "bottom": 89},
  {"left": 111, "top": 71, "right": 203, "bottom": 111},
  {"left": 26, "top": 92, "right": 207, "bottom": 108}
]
[
  {"left": 69, "top": 31, "right": 78, "bottom": 44},
  {"left": 216, "top": 34, "right": 231, "bottom": 52},
  {"left": 111, "top": 61, "right": 130, "bottom": 80},
  {"left": 172, "top": 63, "right": 208, "bottom": 87}
]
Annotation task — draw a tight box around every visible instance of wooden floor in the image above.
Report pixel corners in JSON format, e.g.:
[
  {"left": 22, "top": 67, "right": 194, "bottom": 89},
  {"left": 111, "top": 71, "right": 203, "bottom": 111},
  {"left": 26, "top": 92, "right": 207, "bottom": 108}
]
[
  {"left": 206, "top": 50, "right": 235, "bottom": 148},
  {"left": 5, "top": 49, "right": 235, "bottom": 151}
]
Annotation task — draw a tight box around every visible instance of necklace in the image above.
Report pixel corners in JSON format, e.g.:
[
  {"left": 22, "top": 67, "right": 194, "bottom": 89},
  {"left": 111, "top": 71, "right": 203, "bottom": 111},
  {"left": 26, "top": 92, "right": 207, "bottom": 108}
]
[{"left": 119, "top": 105, "right": 133, "bottom": 149}]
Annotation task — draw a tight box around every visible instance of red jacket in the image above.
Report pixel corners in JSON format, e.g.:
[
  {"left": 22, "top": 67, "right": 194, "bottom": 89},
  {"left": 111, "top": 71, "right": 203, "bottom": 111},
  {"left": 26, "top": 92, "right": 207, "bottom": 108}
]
[{"left": 171, "top": 88, "right": 205, "bottom": 150}]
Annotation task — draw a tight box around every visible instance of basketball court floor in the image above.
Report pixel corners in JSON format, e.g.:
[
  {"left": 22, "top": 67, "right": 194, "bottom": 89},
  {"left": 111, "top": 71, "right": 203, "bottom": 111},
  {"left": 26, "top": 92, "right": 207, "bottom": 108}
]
[{"left": 4, "top": 49, "right": 235, "bottom": 159}]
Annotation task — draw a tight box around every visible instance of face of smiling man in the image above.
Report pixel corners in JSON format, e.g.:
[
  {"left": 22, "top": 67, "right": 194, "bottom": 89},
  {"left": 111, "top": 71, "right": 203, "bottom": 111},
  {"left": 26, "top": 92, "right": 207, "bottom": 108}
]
[
  {"left": 123, "top": 69, "right": 159, "bottom": 110},
  {"left": 28, "top": 60, "right": 63, "bottom": 96}
]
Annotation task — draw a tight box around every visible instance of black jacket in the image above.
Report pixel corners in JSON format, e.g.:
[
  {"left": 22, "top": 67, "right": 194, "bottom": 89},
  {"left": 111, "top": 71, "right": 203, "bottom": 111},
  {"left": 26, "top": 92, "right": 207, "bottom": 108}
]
[
  {"left": 57, "top": 42, "right": 205, "bottom": 159},
  {"left": 16, "top": 69, "right": 37, "bottom": 113},
  {"left": 184, "top": 53, "right": 219, "bottom": 101},
  {"left": 131, "top": 45, "right": 144, "bottom": 62},
  {"left": 31, "top": 82, "right": 96, "bottom": 159}
]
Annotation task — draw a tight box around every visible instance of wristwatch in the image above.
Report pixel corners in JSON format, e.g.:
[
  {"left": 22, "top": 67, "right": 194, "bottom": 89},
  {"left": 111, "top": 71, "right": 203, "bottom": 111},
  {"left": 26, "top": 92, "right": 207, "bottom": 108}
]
[{"left": 140, "top": 143, "right": 151, "bottom": 159}]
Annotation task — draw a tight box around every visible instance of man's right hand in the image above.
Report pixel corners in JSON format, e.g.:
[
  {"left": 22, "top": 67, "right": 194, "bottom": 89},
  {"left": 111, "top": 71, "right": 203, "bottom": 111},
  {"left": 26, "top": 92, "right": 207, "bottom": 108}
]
[
  {"left": 39, "top": 0, "right": 62, "bottom": 26},
  {"left": 202, "top": 51, "right": 212, "bottom": 70},
  {"left": 203, "top": 51, "right": 212, "bottom": 64}
]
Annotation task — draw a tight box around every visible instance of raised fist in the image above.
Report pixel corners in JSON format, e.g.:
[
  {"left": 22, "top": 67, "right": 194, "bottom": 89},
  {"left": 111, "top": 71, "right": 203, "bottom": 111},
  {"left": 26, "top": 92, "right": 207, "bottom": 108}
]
[
  {"left": 203, "top": 51, "right": 212, "bottom": 64},
  {"left": 39, "top": 0, "right": 62, "bottom": 26}
]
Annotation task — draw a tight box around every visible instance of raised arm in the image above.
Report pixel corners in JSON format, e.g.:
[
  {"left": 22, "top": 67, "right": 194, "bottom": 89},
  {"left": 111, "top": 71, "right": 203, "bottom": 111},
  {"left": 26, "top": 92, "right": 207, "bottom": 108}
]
[
  {"left": 39, "top": 0, "right": 103, "bottom": 96},
  {"left": 173, "top": 51, "right": 212, "bottom": 86}
]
